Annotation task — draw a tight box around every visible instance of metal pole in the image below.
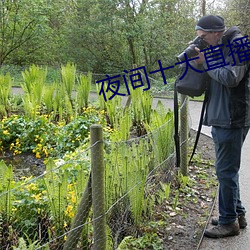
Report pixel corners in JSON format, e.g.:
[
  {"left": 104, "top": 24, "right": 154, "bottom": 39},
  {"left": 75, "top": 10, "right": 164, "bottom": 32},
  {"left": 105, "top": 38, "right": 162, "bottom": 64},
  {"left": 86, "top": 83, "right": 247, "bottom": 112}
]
[{"left": 180, "top": 94, "right": 189, "bottom": 176}]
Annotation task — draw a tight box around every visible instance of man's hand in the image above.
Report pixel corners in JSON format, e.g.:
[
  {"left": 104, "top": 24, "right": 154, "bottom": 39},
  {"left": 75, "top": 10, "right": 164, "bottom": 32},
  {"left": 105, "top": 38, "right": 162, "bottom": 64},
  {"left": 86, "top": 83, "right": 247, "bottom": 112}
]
[{"left": 194, "top": 47, "right": 205, "bottom": 65}]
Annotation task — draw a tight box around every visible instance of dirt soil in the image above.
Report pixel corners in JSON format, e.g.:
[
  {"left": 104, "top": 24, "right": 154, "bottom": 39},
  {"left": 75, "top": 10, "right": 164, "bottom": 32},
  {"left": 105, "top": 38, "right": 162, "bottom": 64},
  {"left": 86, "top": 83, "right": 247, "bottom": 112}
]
[
  {"left": 1, "top": 152, "right": 45, "bottom": 180},
  {"left": 159, "top": 130, "right": 217, "bottom": 250}
]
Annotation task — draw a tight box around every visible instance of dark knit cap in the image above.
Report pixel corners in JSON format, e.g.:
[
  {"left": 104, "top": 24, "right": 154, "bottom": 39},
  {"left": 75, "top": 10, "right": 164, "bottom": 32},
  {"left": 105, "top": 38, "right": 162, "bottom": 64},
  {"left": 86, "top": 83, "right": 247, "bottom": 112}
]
[{"left": 195, "top": 15, "right": 225, "bottom": 32}]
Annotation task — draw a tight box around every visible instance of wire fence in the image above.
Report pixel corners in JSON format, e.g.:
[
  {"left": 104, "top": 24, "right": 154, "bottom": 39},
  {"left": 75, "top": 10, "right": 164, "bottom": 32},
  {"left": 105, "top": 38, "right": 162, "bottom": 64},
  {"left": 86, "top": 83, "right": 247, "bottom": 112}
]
[
  {"left": 0, "top": 97, "right": 191, "bottom": 249},
  {"left": 0, "top": 64, "right": 192, "bottom": 249}
]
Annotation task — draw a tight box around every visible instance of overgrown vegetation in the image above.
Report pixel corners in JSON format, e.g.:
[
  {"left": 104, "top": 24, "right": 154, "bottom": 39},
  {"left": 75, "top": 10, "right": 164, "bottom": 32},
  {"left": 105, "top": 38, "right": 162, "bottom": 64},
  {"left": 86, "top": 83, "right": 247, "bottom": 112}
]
[
  {"left": 0, "top": 1, "right": 246, "bottom": 75},
  {"left": 0, "top": 63, "right": 175, "bottom": 249},
  {"left": 0, "top": 62, "right": 218, "bottom": 249}
]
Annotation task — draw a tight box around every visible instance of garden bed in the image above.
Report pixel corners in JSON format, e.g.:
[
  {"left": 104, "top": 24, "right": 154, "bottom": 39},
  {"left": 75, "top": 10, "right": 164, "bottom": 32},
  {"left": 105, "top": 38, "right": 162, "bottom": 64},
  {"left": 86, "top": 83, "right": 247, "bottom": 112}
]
[
  {"left": 0, "top": 130, "right": 217, "bottom": 250},
  {"left": 0, "top": 64, "right": 217, "bottom": 249},
  {"left": 115, "top": 130, "right": 217, "bottom": 250},
  {"left": 0, "top": 152, "right": 45, "bottom": 180}
]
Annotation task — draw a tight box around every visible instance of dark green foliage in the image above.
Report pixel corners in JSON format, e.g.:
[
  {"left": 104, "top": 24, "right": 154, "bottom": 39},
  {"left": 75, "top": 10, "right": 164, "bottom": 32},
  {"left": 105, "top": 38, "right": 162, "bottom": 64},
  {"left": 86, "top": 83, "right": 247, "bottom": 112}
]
[{"left": 0, "top": 0, "right": 234, "bottom": 77}]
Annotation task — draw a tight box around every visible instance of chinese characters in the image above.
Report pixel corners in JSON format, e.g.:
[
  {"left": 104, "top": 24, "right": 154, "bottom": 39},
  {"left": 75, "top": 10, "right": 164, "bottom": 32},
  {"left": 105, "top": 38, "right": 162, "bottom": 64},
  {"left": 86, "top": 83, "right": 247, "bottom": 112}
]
[{"left": 97, "top": 35, "right": 250, "bottom": 101}]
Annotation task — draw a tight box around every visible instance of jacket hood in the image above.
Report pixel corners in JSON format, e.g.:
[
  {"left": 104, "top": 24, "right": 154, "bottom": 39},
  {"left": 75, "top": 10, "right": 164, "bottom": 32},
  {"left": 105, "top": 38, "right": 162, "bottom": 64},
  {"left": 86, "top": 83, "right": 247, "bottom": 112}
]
[{"left": 222, "top": 26, "right": 242, "bottom": 44}]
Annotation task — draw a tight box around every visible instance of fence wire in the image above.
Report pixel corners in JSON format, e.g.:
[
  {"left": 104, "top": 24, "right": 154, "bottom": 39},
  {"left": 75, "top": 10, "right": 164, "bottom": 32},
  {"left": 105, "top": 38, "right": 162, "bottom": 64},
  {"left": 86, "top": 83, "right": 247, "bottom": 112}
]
[
  {"left": 0, "top": 67, "right": 193, "bottom": 249},
  {"left": 0, "top": 111, "right": 192, "bottom": 249}
]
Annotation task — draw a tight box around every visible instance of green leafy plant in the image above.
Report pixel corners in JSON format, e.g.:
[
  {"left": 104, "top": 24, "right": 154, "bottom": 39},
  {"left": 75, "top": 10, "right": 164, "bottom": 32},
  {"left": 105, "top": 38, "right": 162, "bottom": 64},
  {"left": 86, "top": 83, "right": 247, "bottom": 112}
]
[
  {"left": 105, "top": 136, "right": 154, "bottom": 249},
  {"left": 96, "top": 82, "right": 106, "bottom": 110},
  {"left": 117, "top": 233, "right": 163, "bottom": 250},
  {"left": 12, "top": 176, "right": 49, "bottom": 241},
  {"left": 0, "top": 161, "right": 17, "bottom": 248},
  {"left": 43, "top": 84, "right": 56, "bottom": 114},
  {"left": 52, "top": 83, "right": 67, "bottom": 121},
  {"left": 158, "top": 182, "right": 171, "bottom": 203},
  {"left": 21, "top": 65, "right": 47, "bottom": 118},
  {"left": 0, "top": 161, "right": 15, "bottom": 222},
  {"left": 130, "top": 87, "right": 153, "bottom": 133},
  {"left": 13, "top": 236, "right": 44, "bottom": 250},
  {"left": 144, "top": 100, "right": 174, "bottom": 164},
  {"left": 0, "top": 115, "right": 57, "bottom": 157},
  {"left": 178, "top": 173, "right": 191, "bottom": 189},
  {"left": 105, "top": 95, "right": 123, "bottom": 128},
  {"left": 60, "top": 62, "right": 76, "bottom": 103},
  {"left": 76, "top": 72, "right": 92, "bottom": 110},
  {"left": 42, "top": 156, "right": 92, "bottom": 248},
  {"left": 0, "top": 73, "right": 12, "bottom": 117},
  {"left": 172, "top": 190, "right": 180, "bottom": 210},
  {"left": 109, "top": 108, "right": 132, "bottom": 141},
  {"left": 0, "top": 107, "right": 102, "bottom": 157},
  {"left": 43, "top": 159, "right": 68, "bottom": 221}
]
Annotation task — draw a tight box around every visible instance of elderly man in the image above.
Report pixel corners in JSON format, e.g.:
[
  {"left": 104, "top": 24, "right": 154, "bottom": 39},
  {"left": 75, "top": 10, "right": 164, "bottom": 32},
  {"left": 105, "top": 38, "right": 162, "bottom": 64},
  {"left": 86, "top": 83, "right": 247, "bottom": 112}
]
[{"left": 194, "top": 15, "right": 250, "bottom": 238}]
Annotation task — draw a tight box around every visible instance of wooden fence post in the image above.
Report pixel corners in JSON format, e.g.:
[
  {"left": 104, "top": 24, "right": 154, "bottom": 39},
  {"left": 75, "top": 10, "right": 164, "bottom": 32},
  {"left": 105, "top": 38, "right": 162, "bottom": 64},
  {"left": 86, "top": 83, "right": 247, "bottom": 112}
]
[
  {"left": 91, "top": 124, "right": 106, "bottom": 250},
  {"left": 63, "top": 175, "right": 92, "bottom": 250}
]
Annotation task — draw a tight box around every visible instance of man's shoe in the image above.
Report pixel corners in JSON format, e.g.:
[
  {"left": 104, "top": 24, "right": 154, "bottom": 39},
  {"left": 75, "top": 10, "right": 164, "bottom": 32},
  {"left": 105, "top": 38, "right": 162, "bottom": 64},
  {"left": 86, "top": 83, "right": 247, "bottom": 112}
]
[
  {"left": 238, "top": 215, "right": 248, "bottom": 228},
  {"left": 211, "top": 214, "right": 247, "bottom": 229},
  {"left": 204, "top": 222, "right": 240, "bottom": 238}
]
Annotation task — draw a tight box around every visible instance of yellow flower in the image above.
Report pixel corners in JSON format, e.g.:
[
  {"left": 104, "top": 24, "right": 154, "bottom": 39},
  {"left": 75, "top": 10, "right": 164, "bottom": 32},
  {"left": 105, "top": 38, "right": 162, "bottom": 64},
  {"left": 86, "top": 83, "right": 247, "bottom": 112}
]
[
  {"left": 36, "top": 152, "right": 41, "bottom": 158},
  {"left": 65, "top": 205, "right": 74, "bottom": 218},
  {"left": 22, "top": 176, "right": 33, "bottom": 181},
  {"left": 71, "top": 195, "right": 76, "bottom": 204},
  {"left": 100, "top": 110, "right": 106, "bottom": 115},
  {"left": 32, "top": 193, "right": 42, "bottom": 201},
  {"left": 43, "top": 147, "right": 49, "bottom": 157},
  {"left": 3, "top": 130, "right": 9, "bottom": 135},
  {"left": 26, "top": 183, "right": 37, "bottom": 191},
  {"left": 14, "top": 149, "right": 22, "bottom": 155},
  {"left": 12, "top": 207, "right": 17, "bottom": 212},
  {"left": 67, "top": 189, "right": 77, "bottom": 204}
]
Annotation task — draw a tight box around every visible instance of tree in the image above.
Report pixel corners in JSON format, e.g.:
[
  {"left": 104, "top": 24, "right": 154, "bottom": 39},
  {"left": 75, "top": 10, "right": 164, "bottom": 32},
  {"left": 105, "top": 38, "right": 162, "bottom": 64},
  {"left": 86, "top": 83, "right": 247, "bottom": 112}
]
[
  {"left": 220, "top": 0, "right": 250, "bottom": 35},
  {"left": 1, "top": 0, "right": 228, "bottom": 76},
  {"left": 0, "top": 0, "right": 48, "bottom": 65},
  {"left": 64, "top": 0, "right": 131, "bottom": 73},
  {"left": 65, "top": 0, "right": 198, "bottom": 76}
]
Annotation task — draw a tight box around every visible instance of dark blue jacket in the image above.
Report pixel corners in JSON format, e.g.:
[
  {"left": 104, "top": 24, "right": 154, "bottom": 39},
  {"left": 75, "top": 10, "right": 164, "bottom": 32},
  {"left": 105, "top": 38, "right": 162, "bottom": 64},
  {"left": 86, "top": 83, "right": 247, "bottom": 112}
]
[{"left": 203, "top": 26, "right": 250, "bottom": 128}]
